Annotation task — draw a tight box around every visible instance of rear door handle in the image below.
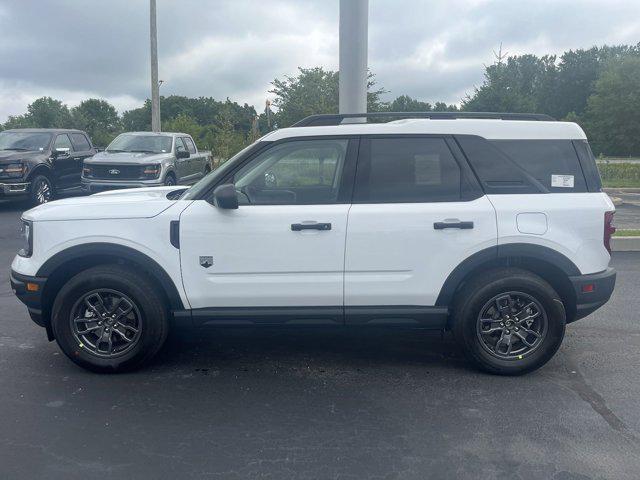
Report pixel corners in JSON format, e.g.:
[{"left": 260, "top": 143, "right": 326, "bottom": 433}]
[
  {"left": 291, "top": 222, "right": 332, "bottom": 231},
  {"left": 434, "top": 221, "right": 474, "bottom": 230}
]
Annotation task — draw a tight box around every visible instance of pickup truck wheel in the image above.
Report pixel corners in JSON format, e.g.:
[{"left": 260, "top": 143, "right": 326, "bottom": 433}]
[
  {"left": 452, "top": 267, "right": 566, "bottom": 376},
  {"left": 164, "top": 173, "right": 176, "bottom": 186},
  {"left": 29, "top": 174, "right": 55, "bottom": 205},
  {"left": 51, "top": 265, "right": 169, "bottom": 373}
]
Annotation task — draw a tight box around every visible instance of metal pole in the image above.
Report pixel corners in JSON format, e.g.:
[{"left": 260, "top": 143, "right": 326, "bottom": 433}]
[
  {"left": 150, "top": 0, "right": 161, "bottom": 132},
  {"left": 339, "top": 0, "right": 368, "bottom": 116}
]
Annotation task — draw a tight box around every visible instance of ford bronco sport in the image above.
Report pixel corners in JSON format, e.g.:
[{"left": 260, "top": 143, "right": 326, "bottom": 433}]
[{"left": 10, "top": 112, "right": 616, "bottom": 374}]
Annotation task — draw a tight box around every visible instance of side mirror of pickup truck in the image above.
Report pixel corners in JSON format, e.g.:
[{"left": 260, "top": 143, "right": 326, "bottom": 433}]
[
  {"left": 176, "top": 150, "right": 190, "bottom": 159},
  {"left": 212, "top": 184, "right": 239, "bottom": 209}
]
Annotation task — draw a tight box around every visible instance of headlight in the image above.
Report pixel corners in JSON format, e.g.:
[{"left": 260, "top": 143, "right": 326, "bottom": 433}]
[
  {"left": 18, "top": 219, "right": 33, "bottom": 258},
  {"left": 0, "top": 163, "right": 25, "bottom": 178},
  {"left": 141, "top": 164, "right": 161, "bottom": 179}
]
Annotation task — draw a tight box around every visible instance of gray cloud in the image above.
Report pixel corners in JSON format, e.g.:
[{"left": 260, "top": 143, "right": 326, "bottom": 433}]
[{"left": 0, "top": 0, "right": 638, "bottom": 121}]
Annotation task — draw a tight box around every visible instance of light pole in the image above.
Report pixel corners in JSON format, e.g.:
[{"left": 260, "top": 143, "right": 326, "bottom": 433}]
[
  {"left": 150, "top": 0, "right": 161, "bottom": 132},
  {"left": 339, "top": 0, "right": 368, "bottom": 118}
]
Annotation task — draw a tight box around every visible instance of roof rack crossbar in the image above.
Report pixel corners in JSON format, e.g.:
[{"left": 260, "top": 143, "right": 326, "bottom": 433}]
[{"left": 291, "top": 112, "right": 555, "bottom": 127}]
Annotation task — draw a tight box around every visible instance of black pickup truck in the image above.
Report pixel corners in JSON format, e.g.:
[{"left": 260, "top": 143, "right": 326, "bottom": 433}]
[{"left": 0, "top": 128, "right": 97, "bottom": 205}]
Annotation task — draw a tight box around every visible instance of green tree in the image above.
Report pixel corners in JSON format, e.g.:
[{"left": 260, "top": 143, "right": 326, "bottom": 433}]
[
  {"left": 269, "top": 67, "right": 387, "bottom": 127},
  {"left": 462, "top": 53, "right": 547, "bottom": 113},
  {"left": 387, "top": 95, "right": 432, "bottom": 111},
  {"left": 583, "top": 56, "right": 640, "bottom": 156},
  {"left": 26, "top": 97, "right": 73, "bottom": 128},
  {"left": 162, "top": 113, "right": 203, "bottom": 147},
  {"left": 122, "top": 100, "right": 151, "bottom": 131},
  {"left": 71, "top": 98, "right": 121, "bottom": 148}
]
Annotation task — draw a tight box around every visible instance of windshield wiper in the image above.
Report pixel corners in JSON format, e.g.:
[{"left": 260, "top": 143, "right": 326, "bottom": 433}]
[
  {"left": 106, "top": 149, "right": 126, "bottom": 153},
  {"left": 0, "top": 147, "right": 30, "bottom": 151},
  {"left": 130, "top": 150, "right": 157, "bottom": 154}
]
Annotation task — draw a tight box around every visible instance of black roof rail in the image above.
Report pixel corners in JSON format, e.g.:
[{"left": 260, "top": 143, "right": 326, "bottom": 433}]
[{"left": 291, "top": 112, "right": 556, "bottom": 127}]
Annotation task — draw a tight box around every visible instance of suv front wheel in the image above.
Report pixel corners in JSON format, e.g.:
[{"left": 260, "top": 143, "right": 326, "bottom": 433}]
[
  {"left": 51, "top": 265, "right": 169, "bottom": 373},
  {"left": 452, "top": 268, "right": 566, "bottom": 375}
]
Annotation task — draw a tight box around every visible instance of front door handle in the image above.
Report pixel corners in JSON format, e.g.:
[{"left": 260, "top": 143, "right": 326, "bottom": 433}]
[
  {"left": 434, "top": 221, "right": 474, "bottom": 230},
  {"left": 291, "top": 222, "right": 332, "bottom": 231}
]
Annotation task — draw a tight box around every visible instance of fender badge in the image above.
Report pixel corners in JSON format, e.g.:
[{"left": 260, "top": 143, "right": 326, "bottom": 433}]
[{"left": 199, "top": 256, "right": 213, "bottom": 268}]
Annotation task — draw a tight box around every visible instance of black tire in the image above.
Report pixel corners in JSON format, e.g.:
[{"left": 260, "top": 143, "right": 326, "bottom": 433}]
[
  {"left": 29, "top": 174, "right": 55, "bottom": 205},
  {"left": 452, "top": 267, "right": 566, "bottom": 376},
  {"left": 164, "top": 173, "right": 177, "bottom": 186},
  {"left": 51, "top": 265, "right": 169, "bottom": 373}
]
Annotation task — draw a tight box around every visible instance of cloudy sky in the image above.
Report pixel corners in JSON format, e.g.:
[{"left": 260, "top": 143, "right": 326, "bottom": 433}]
[{"left": 0, "top": 0, "right": 638, "bottom": 121}]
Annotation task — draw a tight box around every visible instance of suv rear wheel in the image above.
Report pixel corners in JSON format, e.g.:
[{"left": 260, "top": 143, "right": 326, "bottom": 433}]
[
  {"left": 452, "top": 267, "right": 566, "bottom": 375},
  {"left": 51, "top": 265, "right": 169, "bottom": 373}
]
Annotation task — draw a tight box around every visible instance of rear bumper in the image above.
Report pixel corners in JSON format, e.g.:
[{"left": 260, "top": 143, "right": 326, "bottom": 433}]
[
  {"left": 82, "top": 178, "right": 163, "bottom": 193},
  {"left": 569, "top": 267, "right": 616, "bottom": 321},
  {"left": 0, "top": 181, "right": 30, "bottom": 196},
  {"left": 10, "top": 270, "right": 47, "bottom": 327}
]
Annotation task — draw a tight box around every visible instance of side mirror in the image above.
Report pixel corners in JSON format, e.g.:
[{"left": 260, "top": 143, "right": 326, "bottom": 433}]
[
  {"left": 212, "top": 184, "right": 239, "bottom": 209},
  {"left": 176, "top": 150, "right": 190, "bottom": 159},
  {"left": 52, "top": 147, "right": 70, "bottom": 157}
]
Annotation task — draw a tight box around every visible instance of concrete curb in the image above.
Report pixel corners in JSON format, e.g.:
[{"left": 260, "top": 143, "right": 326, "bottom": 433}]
[{"left": 612, "top": 236, "right": 640, "bottom": 252}]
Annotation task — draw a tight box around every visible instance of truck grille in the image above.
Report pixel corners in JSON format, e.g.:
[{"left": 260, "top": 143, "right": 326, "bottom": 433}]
[{"left": 87, "top": 165, "right": 145, "bottom": 180}]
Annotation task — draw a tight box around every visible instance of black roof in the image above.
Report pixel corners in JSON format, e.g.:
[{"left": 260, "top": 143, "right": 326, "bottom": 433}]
[
  {"left": 291, "top": 112, "right": 556, "bottom": 127},
  {"left": 2, "top": 128, "right": 86, "bottom": 134}
]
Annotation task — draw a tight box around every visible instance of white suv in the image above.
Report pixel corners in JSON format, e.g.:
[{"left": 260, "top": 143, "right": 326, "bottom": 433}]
[{"left": 10, "top": 112, "right": 617, "bottom": 375}]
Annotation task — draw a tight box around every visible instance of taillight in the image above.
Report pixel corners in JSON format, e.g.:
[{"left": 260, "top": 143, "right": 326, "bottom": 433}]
[{"left": 604, "top": 211, "right": 616, "bottom": 254}]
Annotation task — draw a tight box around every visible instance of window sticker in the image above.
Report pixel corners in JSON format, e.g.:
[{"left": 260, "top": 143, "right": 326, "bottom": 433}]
[{"left": 551, "top": 174, "right": 574, "bottom": 188}]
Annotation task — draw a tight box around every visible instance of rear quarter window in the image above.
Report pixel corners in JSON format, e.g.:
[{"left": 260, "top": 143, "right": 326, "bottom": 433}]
[{"left": 490, "top": 140, "right": 588, "bottom": 193}]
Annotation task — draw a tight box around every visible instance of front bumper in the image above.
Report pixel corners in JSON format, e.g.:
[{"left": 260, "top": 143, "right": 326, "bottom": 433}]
[
  {"left": 10, "top": 270, "right": 47, "bottom": 327},
  {"left": 0, "top": 181, "right": 30, "bottom": 196},
  {"left": 82, "top": 178, "right": 163, "bottom": 193},
  {"left": 569, "top": 267, "right": 616, "bottom": 321}
]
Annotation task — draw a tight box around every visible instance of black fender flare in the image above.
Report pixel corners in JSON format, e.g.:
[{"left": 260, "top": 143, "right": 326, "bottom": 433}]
[
  {"left": 435, "top": 243, "right": 580, "bottom": 307},
  {"left": 37, "top": 242, "right": 185, "bottom": 311},
  {"left": 27, "top": 163, "right": 53, "bottom": 182}
]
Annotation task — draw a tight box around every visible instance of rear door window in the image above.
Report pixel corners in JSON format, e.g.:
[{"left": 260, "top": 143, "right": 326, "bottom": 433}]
[
  {"left": 70, "top": 133, "right": 91, "bottom": 152},
  {"left": 490, "top": 140, "right": 587, "bottom": 192},
  {"left": 183, "top": 137, "right": 197, "bottom": 154},
  {"left": 354, "top": 137, "right": 461, "bottom": 203}
]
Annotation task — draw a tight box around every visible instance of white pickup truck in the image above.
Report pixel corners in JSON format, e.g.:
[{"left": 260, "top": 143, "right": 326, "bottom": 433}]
[{"left": 81, "top": 132, "right": 212, "bottom": 193}]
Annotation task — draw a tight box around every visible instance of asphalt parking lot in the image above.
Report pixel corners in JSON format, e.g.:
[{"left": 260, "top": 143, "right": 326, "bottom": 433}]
[{"left": 1, "top": 198, "right": 639, "bottom": 480}]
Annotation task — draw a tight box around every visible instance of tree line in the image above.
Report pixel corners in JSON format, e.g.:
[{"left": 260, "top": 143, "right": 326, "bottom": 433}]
[{"left": 2, "top": 42, "right": 639, "bottom": 157}]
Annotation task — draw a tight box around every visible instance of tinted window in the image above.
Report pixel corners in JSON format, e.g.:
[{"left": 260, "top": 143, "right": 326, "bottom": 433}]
[
  {"left": 183, "top": 137, "right": 197, "bottom": 154},
  {"left": 491, "top": 140, "right": 587, "bottom": 192},
  {"left": 456, "top": 135, "right": 540, "bottom": 194},
  {"left": 0, "top": 132, "right": 51, "bottom": 151},
  {"left": 175, "top": 137, "right": 186, "bottom": 153},
  {"left": 107, "top": 134, "right": 172, "bottom": 153},
  {"left": 354, "top": 137, "right": 461, "bottom": 203},
  {"left": 70, "top": 133, "right": 91, "bottom": 151},
  {"left": 573, "top": 140, "right": 602, "bottom": 192},
  {"left": 54, "top": 134, "right": 73, "bottom": 151},
  {"left": 232, "top": 139, "right": 348, "bottom": 205}
]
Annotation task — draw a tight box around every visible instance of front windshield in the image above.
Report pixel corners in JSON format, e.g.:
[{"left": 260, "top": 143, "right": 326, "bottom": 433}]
[
  {"left": 107, "top": 134, "right": 172, "bottom": 154},
  {"left": 0, "top": 132, "right": 52, "bottom": 151},
  {"left": 181, "top": 142, "right": 261, "bottom": 200}
]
